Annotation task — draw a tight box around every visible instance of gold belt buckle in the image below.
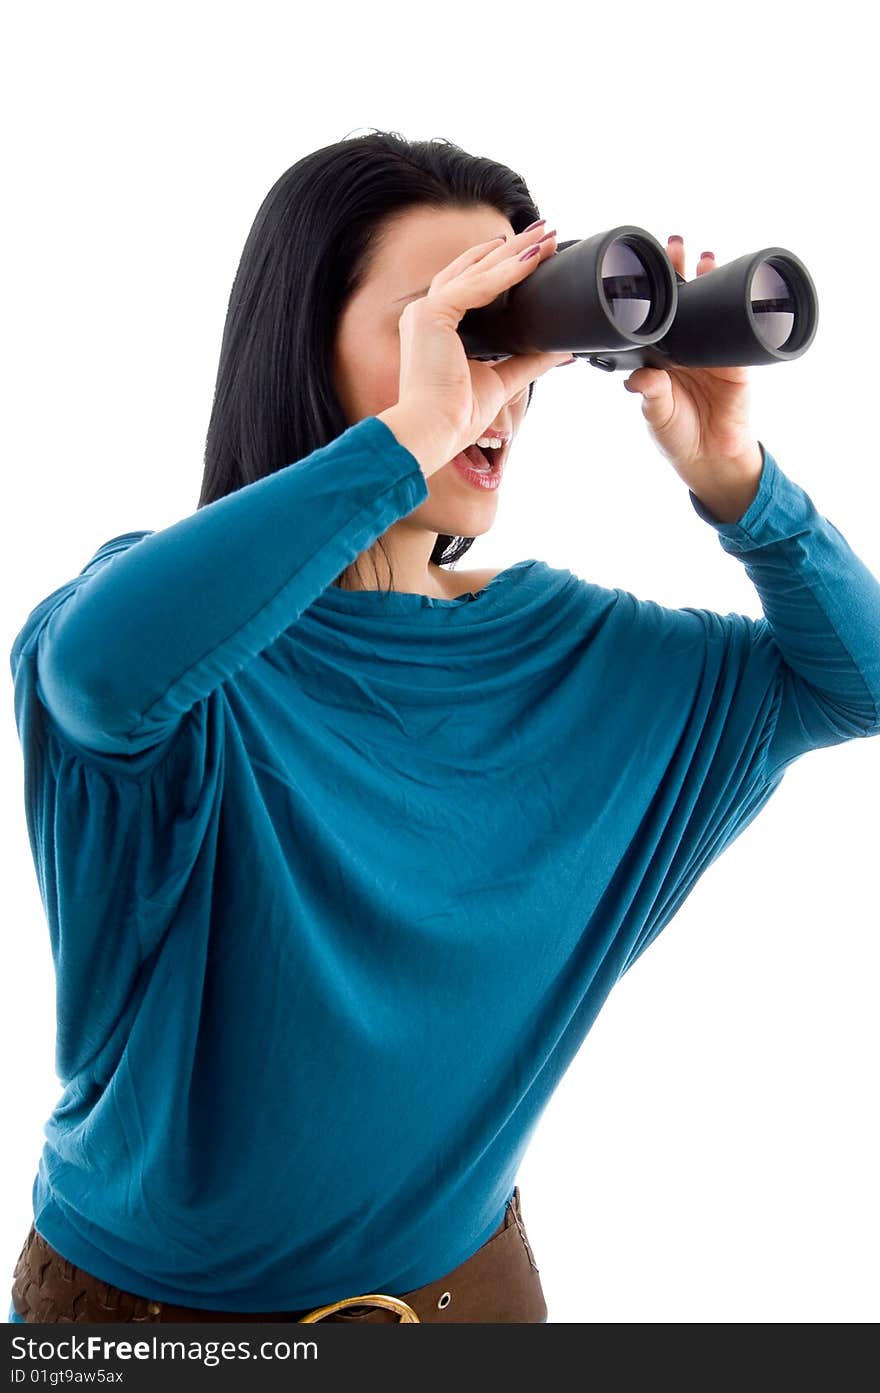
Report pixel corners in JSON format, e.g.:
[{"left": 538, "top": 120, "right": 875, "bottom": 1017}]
[{"left": 298, "top": 1292, "right": 420, "bottom": 1323}]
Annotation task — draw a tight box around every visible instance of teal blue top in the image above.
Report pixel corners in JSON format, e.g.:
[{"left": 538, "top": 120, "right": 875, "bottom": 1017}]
[{"left": 8, "top": 414, "right": 880, "bottom": 1313}]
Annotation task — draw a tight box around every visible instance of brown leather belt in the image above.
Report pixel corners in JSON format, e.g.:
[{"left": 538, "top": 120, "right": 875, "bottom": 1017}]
[{"left": 10, "top": 1187, "right": 547, "bottom": 1324}]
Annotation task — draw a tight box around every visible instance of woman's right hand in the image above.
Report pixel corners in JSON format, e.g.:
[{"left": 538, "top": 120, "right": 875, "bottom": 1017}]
[{"left": 380, "top": 223, "right": 575, "bottom": 477}]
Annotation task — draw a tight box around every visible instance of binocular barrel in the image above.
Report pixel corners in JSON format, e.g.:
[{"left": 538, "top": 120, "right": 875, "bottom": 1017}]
[{"left": 457, "top": 225, "right": 819, "bottom": 371}]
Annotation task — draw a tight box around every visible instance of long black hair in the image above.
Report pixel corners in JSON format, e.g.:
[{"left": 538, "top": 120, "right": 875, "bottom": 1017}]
[{"left": 198, "top": 128, "right": 541, "bottom": 588}]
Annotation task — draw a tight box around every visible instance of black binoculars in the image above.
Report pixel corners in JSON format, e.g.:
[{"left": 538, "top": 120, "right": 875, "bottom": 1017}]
[{"left": 458, "top": 226, "right": 819, "bottom": 372}]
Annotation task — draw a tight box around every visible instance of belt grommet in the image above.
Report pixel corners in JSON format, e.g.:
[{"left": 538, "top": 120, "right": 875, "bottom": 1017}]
[{"left": 437, "top": 1290, "right": 452, "bottom": 1309}]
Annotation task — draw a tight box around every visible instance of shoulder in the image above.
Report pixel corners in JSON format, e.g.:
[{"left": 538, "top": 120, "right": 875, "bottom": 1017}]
[
  {"left": 434, "top": 565, "right": 505, "bottom": 600},
  {"left": 456, "top": 566, "right": 505, "bottom": 592}
]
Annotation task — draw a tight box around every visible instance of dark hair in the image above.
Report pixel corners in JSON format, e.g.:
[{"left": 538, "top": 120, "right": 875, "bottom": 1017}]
[{"left": 197, "top": 128, "right": 540, "bottom": 590}]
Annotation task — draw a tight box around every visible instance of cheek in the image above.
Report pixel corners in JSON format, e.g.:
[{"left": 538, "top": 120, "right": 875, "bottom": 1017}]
[
  {"left": 379, "top": 354, "right": 403, "bottom": 406},
  {"left": 334, "top": 318, "right": 402, "bottom": 420},
  {"left": 355, "top": 335, "right": 402, "bottom": 418}
]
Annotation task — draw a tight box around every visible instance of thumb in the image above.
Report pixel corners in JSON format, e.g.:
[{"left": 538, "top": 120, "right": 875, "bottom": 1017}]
[
  {"left": 623, "top": 367, "right": 670, "bottom": 399},
  {"left": 492, "top": 350, "right": 576, "bottom": 400},
  {"left": 623, "top": 368, "right": 675, "bottom": 428}
]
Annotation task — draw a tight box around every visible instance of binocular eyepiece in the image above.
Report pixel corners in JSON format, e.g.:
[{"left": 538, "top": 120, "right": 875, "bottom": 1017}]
[{"left": 457, "top": 226, "right": 819, "bottom": 372}]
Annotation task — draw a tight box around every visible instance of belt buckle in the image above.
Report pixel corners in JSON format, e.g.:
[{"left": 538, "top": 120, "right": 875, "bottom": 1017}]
[{"left": 298, "top": 1292, "right": 420, "bottom": 1323}]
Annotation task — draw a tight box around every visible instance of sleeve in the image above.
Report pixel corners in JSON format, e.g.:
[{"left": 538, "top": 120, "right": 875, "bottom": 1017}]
[
  {"left": 616, "top": 441, "right": 880, "bottom": 977},
  {"left": 687, "top": 441, "right": 880, "bottom": 780},
  {"left": 9, "top": 415, "right": 429, "bottom": 760}
]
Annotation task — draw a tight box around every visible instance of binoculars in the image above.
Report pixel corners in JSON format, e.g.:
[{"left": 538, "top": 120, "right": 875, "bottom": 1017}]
[{"left": 458, "top": 226, "right": 819, "bottom": 372}]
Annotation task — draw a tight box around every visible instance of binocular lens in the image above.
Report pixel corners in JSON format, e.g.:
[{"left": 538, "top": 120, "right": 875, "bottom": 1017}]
[
  {"left": 600, "top": 240, "right": 652, "bottom": 333},
  {"left": 459, "top": 229, "right": 816, "bottom": 368},
  {"left": 750, "top": 260, "right": 796, "bottom": 350}
]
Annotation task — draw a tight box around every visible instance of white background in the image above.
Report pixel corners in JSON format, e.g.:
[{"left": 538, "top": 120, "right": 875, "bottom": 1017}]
[{"left": 3, "top": 0, "right": 877, "bottom": 1324}]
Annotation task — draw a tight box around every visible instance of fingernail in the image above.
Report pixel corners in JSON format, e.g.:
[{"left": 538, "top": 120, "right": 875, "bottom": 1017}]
[
  {"left": 700, "top": 251, "right": 715, "bottom": 260},
  {"left": 558, "top": 355, "right": 577, "bottom": 365},
  {"left": 522, "top": 218, "right": 546, "bottom": 233},
  {"left": 535, "top": 228, "right": 557, "bottom": 244},
  {"left": 519, "top": 245, "right": 542, "bottom": 262},
  {"left": 668, "top": 235, "right": 684, "bottom": 244}
]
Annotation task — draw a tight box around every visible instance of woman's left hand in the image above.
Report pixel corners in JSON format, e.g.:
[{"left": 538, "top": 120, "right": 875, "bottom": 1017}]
[{"left": 622, "top": 236, "right": 764, "bottom": 523}]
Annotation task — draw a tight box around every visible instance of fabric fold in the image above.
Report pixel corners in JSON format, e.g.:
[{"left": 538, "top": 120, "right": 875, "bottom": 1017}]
[{"left": 8, "top": 432, "right": 879, "bottom": 1310}]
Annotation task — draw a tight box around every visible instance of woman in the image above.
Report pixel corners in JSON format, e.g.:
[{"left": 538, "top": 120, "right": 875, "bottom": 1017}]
[{"left": 8, "top": 131, "right": 880, "bottom": 1324}]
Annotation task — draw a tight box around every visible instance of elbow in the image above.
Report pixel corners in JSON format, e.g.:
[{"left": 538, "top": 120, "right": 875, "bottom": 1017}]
[{"left": 36, "top": 625, "right": 139, "bottom": 749}]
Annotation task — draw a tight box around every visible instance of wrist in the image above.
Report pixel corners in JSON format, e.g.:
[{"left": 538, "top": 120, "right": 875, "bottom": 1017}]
[
  {"left": 690, "top": 440, "right": 764, "bottom": 524},
  {"left": 375, "top": 406, "right": 451, "bottom": 479}
]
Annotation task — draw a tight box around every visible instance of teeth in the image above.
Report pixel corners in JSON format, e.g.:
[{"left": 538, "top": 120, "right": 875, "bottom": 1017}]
[{"left": 475, "top": 436, "right": 504, "bottom": 449}]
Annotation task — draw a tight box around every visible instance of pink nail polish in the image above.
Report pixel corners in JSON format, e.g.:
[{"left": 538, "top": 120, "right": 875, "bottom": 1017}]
[
  {"left": 668, "top": 235, "right": 683, "bottom": 244},
  {"left": 700, "top": 251, "right": 715, "bottom": 260},
  {"left": 519, "top": 245, "right": 542, "bottom": 262},
  {"left": 522, "top": 219, "right": 546, "bottom": 233}
]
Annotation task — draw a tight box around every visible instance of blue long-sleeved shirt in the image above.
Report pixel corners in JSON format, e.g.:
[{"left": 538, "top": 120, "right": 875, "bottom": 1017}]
[{"left": 8, "top": 414, "right": 880, "bottom": 1313}]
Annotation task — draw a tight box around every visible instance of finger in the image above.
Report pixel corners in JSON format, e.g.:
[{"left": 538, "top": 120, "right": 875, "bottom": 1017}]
[
  {"left": 489, "top": 346, "right": 575, "bottom": 403},
  {"left": 430, "top": 230, "right": 559, "bottom": 319},
  {"left": 623, "top": 367, "right": 670, "bottom": 399},
  {"left": 697, "top": 250, "right": 716, "bottom": 275},
  {"left": 666, "top": 235, "right": 685, "bottom": 278},
  {"left": 429, "top": 221, "right": 551, "bottom": 292},
  {"left": 429, "top": 236, "right": 510, "bottom": 292},
  {"left": 623, "top": 368, "right": 675, "bottom": 432}
]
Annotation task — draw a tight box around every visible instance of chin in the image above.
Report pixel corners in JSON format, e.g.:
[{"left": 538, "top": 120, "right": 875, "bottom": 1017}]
[
  {"left": 422, "top": 486, "right": 500, "bottom": 537},
  {"left": 427, "top": 508, "right": 497, "bottom": 540}
]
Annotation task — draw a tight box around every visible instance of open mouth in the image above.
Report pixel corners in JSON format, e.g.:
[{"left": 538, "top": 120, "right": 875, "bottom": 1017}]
[{"left": 463, "top": 440, "right": 504, "bottom": 474}]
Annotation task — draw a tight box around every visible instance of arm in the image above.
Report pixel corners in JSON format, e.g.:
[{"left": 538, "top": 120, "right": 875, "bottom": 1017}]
[
  {"left": 614, "top": 443, "right": 880, "bottom": 977},
  {"left": 687, "top": 442, "right": 880, "bottom": 780},
  {"left": 11, "top": 414, "right": 430, "bottom": 758}
]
